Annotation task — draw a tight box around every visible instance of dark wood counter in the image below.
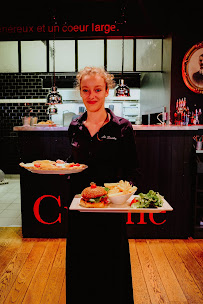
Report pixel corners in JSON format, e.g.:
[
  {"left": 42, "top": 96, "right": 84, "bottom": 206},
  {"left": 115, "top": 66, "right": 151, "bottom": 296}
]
[
  {"left": 14, "top": 126, "right": 201, "bottom": 238},
  {"left": 130, "top": 129, "right": 196, "bottom": 238}
]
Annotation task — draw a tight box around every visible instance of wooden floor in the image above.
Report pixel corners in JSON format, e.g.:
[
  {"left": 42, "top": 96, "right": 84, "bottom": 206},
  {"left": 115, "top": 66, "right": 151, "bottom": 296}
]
[{"left": 0, "top": 228, "right": 202, "bottom": 304}]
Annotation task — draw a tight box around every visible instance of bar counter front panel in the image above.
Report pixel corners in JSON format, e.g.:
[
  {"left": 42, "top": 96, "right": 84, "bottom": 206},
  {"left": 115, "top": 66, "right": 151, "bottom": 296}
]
[{"left": 14, "top": 125, "right": 200, "bottom": 238}]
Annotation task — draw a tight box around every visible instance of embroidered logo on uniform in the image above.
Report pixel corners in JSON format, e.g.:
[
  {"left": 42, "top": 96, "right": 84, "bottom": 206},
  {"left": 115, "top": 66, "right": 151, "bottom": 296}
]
[
  {"left": 100, "top": 135, "right": 117, "bottom": 140},
  {"left": 71, "top": 140, "right": 80, "bottom": 147}
]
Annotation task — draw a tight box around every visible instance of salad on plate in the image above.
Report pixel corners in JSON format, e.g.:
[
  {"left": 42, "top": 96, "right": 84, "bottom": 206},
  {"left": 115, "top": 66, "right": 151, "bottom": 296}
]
[{"left": 130, "top": 190, "right": 164, "bottom": 208}]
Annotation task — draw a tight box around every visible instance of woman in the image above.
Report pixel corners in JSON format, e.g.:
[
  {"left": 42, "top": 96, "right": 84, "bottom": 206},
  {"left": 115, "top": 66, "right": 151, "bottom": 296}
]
[{"left": 66, "top": 67, "right": 137, "bottom": 304}]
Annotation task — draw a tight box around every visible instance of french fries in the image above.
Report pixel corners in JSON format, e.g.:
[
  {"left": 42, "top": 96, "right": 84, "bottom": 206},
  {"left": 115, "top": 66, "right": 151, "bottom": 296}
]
[{"left": 104, "top": 180, "right": 137, "bottom": 197}]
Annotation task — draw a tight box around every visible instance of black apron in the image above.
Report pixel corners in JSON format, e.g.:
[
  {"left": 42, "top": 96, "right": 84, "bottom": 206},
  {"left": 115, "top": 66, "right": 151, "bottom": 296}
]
[
  {"left": 66, "top": 112, "right": 135, "bottom": 303},
  {"left": 66, "top": 205, "right": 134, "bottom": 304}
]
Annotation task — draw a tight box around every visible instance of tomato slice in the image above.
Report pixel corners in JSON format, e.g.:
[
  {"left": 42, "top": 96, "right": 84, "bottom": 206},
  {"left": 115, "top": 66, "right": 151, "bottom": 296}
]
[
  {"left": 70, "top": 163, "right": 80, "bottom": 167},
  {"left": 130, "top": 198, "right": 137, "bottom": 206}
]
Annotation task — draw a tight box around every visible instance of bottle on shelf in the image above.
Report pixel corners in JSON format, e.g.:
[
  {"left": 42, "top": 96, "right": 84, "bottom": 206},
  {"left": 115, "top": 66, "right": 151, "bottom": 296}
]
[
  {"left": 190, "top": 111, "right": 194, "bottom": 125},
  {"left": 174, "top": 97, "right": 191, "bottom": 125},
  {"left": 195, "top": 109, "right": 199, "bottom": 125},
  {"left": 174, "top": 99, "right": 180, "bottom": 125},
  {"left": 186, "top": 106, "right": 190, "bottom": 125},
  {"left": 198, "top": 109, "right": 203, "bottom": 124}
]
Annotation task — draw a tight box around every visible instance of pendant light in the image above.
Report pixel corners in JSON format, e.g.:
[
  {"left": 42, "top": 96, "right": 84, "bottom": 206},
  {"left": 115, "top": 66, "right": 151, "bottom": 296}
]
[
  {"left": 114, "top": 37, "right": 130, "bottom": 97},
  {"left": 47, "top": 19, "right": 62, "bottom": 105},
  {"left": 114, "top": 3, "right": 130, "bottom": 97}
]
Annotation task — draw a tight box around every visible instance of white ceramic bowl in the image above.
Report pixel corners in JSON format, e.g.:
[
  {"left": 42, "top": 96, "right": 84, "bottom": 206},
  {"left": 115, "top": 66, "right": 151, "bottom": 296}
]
[{"left": 108, "top": 193, "right": 134, "bottom": 205}]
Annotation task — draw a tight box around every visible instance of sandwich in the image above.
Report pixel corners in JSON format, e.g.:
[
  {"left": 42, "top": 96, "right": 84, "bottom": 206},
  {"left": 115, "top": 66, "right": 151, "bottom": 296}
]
[{"left": 80, "top": 182, "right": 110, "bottom": 208}]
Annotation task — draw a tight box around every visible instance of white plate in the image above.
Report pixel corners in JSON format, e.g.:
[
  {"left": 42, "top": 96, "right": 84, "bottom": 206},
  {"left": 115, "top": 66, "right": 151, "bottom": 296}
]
[
  {"left": 69, "top": 195, "right": 173, "bottom": 213},
  {"left": 27, "top": 166, "right": 88, "bottom": 174}
]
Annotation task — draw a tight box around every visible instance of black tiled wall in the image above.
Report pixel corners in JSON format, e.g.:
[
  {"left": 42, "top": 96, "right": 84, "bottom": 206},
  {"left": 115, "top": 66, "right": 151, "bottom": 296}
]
[
  {"left": 0, "top": 72, "right": 56, "bottom": 173},
  {"left": 0, "top": 72, "right": 53, "bottom": 137},
  {"left": 0, "top": 72, "right": 50, "bottom": 99}
]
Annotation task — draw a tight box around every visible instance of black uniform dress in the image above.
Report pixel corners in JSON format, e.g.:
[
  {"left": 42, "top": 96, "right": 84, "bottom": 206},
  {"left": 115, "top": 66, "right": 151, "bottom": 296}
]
[{"left": 66, "top": 109, "right": 137, "bottom": 304}]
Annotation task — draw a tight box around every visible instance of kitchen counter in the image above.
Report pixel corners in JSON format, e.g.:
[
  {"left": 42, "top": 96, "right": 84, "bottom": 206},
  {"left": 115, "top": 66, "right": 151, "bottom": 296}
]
[
  {"left": 14, "top": 123, "right": 200, "bottom": 238},
  {"left": 133, "top": 124, "right": 203, "bottom": 130},
  {"left": 14, "top": 125, "right": 68, "bottom": 131},
  {"left": 14, "top": 124, "right": 203, "bottom": 131}
]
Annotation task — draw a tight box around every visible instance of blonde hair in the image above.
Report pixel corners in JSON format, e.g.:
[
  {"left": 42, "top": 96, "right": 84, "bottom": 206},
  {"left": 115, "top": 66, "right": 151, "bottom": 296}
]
[{"left": 75, "top": 66, "right": 115, "bottom": 90}]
